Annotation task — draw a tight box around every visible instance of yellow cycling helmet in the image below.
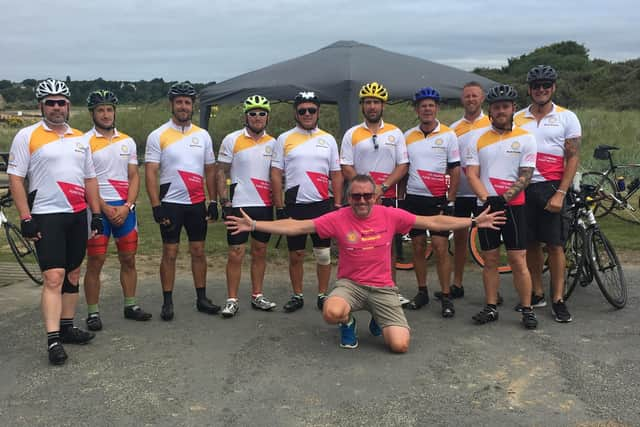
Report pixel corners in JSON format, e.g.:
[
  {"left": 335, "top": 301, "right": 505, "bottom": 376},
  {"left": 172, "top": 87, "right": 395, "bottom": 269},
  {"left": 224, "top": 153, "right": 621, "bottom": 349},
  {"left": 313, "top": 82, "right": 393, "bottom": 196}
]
[
  {"left": 359, "top": 82, "right": 389, "bottom": 102},
  {"left": 243, "top": 95, "right": 270, "bottom": 113}
]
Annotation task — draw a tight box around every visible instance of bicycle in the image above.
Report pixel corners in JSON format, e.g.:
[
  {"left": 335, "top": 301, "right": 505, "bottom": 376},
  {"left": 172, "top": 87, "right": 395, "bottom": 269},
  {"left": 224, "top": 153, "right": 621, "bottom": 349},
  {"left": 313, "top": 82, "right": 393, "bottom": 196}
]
[
  {"left": 562, "top": 182, "right": 627, "bottom": 308},
  {"left": 581, "top": 145, "right": 640, "bottom": 224}
]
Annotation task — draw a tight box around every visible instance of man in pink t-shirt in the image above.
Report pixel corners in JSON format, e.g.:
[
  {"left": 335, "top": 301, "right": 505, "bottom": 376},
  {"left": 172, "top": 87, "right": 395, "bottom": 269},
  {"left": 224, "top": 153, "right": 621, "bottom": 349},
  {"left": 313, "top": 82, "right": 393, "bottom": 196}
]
[{"left": 225, "top": 175, "right": 504, "bottom": 353}]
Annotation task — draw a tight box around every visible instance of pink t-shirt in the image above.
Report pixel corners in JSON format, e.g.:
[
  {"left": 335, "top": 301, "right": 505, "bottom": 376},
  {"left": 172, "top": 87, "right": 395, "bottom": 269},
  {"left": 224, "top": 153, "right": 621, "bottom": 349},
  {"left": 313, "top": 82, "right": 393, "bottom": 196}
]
[{"left": 313, "top": 205, "right": 416, "bottom": 287}]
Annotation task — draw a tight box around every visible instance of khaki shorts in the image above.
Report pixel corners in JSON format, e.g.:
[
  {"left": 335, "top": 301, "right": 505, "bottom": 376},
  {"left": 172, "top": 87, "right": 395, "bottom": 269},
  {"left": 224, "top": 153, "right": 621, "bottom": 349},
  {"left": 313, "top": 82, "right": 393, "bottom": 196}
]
[{"left": 329, "top": 279, "right": 410, "bottom": 330}]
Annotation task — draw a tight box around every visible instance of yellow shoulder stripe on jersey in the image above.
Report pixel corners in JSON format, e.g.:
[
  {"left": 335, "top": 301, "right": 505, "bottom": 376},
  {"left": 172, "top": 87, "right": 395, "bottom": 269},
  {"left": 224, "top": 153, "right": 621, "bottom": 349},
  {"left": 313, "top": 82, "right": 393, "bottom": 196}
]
[
  {"left": 351, "top": 127, "right": 373, "bottom": 146},
  {"left": 28, "top": 124, "right": 62, "bottom": 154},
  {"left": 283, "top": 132, "right": 313, "bottom": 155},
  {"left": 159, "top": 126, "right": 200, "bottom": 150},
  {"left": 405, "top": 129, "right": 424, "bottom": 145},
  {"left": 514, "top": 111, "right": 534, "bottom": 126},
  {"left": 477, "top": 126, "right": 530, "bottom": 151},
  {"left": 89, "top": 135, "right": 111, "bottom": 153},
  {"left": 554, "top": 105, "right": 567, "bottom": 113},
  {"left": 438, "top": 124, "right": 452, "bottom": 134},
  {"left": 378, "top": 123, "right": 399, "bottom": 135},
  {"left": 232, "top": 134, "right": 272, "bottom": 154}
]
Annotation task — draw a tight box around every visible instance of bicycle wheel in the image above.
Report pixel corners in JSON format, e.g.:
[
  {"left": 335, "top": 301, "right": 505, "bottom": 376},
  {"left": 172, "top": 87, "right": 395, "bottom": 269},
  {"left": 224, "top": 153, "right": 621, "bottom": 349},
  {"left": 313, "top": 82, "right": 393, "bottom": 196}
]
[
  {"left": 609, "top": 188, "right": 640, "bottom": 225},
  {"left": 468, "top": 227, "right": 512, "bottom": 274},
  {"left": 586, "top": 228, "right": 627, "bottom": 309},
  {"left": 563, "top": 226, "right": 587, "bottom": 300},
  {"left": 581, "top": 172, "right": 616, "bottom": 218},
  {"left": 5, "top": 222, "right": 43, "bottom": 285}
]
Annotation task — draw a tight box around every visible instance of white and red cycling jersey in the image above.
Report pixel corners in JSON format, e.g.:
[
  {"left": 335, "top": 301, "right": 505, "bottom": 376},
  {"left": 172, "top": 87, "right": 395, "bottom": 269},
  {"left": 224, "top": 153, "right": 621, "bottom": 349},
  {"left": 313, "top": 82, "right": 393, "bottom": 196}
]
[
  {"left": 514, "top": 103, "right": 581, "bottom": 183},
  {"left": 271, "top": 126, "right": 340, "bottom": 204},
  {"left": 145, "top": 120, "right": 215, "bottom": 205},
  {"left": 7, "top": 121, "right": 96, "bottom": 214},
  {"left": 341, "top": 120, "right": 408, "bottom": 198},
  {"left": 218, "top": 128, "right": 275, "bottom": 208},
  {"left": 449, "top": 113, "right": 491, "bottom": 197},
  {"left": 404, "top": 121, "right": 460, "bottom": 197},
  {"left": 87, "top": 127, "right": 137, "bottom": 202},
  {"left": 465, "top": 126, "right": 537, "bottom": 206}
]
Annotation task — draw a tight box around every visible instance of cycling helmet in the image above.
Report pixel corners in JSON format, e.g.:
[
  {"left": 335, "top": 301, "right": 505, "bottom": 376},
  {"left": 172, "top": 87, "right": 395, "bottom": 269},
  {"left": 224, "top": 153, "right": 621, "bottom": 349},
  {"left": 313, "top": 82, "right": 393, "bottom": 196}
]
[
  {"left": 413, "top": 87, "right": 441, "bottom": 103},
  {"left": 359, "top": 82, "right": 388, "bottom": 102},
  {"left": 35, "top": 79, "right": 70, "bottom": 100},
  {"left": 486, "top": 84, "right": 518, "bottom": 103},
  {"left": 87, "top": 90, "right": 119, "bottom": 110},
  {"left": 244, "top": 95, "right": 270, "bottom": 113},
  {"left": 527, "top": 65, "right": 558, "bottom": 83},
  {"left": 293, "top": 91, "right": 320, "bottom": 107},
  {"left": 168, "top": 81, "right": 197, "bottom": 99}
]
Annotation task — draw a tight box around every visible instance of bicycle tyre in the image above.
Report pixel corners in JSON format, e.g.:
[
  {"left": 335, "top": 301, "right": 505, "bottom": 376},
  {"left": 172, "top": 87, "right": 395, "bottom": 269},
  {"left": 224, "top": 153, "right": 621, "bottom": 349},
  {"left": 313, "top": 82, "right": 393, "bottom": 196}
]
[
  {"left": 5, "top": 222, "right": 43, "bottom": 285},
  {"left": 586, "top": 228, "right": 627, "bottom": 309},
  {"left": 563, "top": 226, "right": 587, "bottom": 300},
  {"left": 468, "top": 227, "right": 512, "bottom": 274},
  {"left": 581, "top": 172, "right": 616, "bottom": 218}
]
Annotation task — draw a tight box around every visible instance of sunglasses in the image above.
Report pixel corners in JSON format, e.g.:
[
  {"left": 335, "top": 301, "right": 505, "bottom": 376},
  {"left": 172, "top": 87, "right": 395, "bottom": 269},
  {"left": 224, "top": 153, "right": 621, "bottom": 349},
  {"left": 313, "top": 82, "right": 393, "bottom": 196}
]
[
  {"left": 372, "top": 134, "right": 379, "bottom": 150},
  {"left": 349, "top": 192, "right": 375, "bottom": 201},
  {"left": 297, "top": 107, "right": 318, "bottom": 115},
  {"left": 529, "top": 81, "right": 554, "bottom": 90},
  {"left": 248, "top": 111, "right": 267, "bottom": 117},
  {"left": 44, "top": 99, "right": 68, "bottom": 107}
]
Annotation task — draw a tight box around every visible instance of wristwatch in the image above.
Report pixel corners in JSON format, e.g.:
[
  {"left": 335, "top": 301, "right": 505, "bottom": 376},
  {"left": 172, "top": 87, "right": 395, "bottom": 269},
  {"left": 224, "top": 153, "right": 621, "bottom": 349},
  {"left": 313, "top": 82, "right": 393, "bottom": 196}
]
[
  {"left": 470, "top": 217, "right": 477, "bottom": 228},
  {"left": 125, "top": 202, "right": 136, "bottom": 212},
  {"left": 381, "top": 184, "right": 389, "bottom": 194}
]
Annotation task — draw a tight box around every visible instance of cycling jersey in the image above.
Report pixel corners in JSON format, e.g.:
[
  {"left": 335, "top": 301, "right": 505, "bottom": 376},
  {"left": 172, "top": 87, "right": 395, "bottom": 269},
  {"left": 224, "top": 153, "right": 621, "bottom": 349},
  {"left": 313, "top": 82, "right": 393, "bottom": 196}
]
[
  {"left": 7, "top": 121, "right": 96, "bottom": 214},
  {"left": 87, "top": 127, "right": 137, "bottom": 202},
  {"left": 145, "top": 120, "right": 215, "bottom": 205},
  {"left": 404, "top": 121, "right": 460, "bottom": 197},
  {"left": 514, "top": 103, "right": 581, "bottom": 183},
  {"left": 271, "top": 126, "right": 340, "bottom": 204},
  {"left": 450, "top": 113, "right": 491, "bottom": 197},
  {"left": 340, "top": 120, "right": 408, "bottom": 198},
  {"left": 218, "top": 128, "right": 275, "bottom": 207},
  {"left": 465, "top": 126, "right": 537, "bottom": 206}
]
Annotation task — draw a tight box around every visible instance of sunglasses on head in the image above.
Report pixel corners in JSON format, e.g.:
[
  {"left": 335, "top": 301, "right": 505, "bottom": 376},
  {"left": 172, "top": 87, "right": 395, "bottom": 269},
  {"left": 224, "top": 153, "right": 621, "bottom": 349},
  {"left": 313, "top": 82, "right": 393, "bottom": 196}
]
[
  {"left": 248, "top": 111, "right": 267, "bottom": 117},
  {"left": 297, "top": 107, "right": 318, "bottom": 115},
  {"left": 372, "top": 134, "right": 379, "bottom": 150},
  {"left": 44, "top": 99, "right": 68, "bottom": 107},
  {"left": 530, "top": 81, "right": 554, "bottom": 90},
  {"left": 349, "top": 192, "right": 375, "bottom": 201}
]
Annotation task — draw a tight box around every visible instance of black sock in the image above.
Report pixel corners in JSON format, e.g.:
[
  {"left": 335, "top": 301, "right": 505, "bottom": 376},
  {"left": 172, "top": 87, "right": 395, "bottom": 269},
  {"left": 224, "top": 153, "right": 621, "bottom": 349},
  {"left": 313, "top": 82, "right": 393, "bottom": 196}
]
[
  {"left": 47, "top": 331, "right": 60, "bottom": 347},
  {"left": 163, "top": 291, "right": 173, "bottom": 305},
  {"left": 418, "top": 286, "right": 428, "bottom": 293},
  {"left": 488, "top": 304, "right": 497, "bottom": 310},
  {"left": 441, "top": 293, "right": 450, "bottom": 299},
  {"left": 195, "top": 287, "right": 207, "bottom": 300},
  {"left": 60, "top": 318, "right": 74, "bottom": 333}
]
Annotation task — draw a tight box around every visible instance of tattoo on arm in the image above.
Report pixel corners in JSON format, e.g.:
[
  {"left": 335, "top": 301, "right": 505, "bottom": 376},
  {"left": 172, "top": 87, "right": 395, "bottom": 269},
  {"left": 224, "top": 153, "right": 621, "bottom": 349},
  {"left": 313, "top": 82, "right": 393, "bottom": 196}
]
[
  {"left": 565, "top": 137, "right": 581, "bottom": 159},
  {"left": 503, "top": 167, "right": 534, "bottom": 202}
]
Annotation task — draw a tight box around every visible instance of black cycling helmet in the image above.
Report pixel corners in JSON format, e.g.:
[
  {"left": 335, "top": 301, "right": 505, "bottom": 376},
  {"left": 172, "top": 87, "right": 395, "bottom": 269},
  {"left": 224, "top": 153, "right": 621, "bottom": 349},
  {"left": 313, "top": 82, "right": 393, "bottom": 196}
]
[
  {"left": 293, "top": 91, "right": 320, "bottom": 107},
  {"left": 168, "top": 81, "right": 197, "bottom": 99},
  {"left": 486, "top": 84, "right": 518, "bottom": 104},
  {"left": 527, "top": 65, "right": 558, "bottom": 83},
  {"left": 87, "top": 89, "right": 119, "bottom": 110}
]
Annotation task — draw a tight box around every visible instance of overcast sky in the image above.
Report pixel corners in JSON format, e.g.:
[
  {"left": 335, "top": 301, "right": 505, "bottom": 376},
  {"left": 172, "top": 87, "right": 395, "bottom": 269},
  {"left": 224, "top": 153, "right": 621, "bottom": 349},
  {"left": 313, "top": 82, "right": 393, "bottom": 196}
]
[{"left": 1, "top": 0, "right": 638, "bottom": 83}]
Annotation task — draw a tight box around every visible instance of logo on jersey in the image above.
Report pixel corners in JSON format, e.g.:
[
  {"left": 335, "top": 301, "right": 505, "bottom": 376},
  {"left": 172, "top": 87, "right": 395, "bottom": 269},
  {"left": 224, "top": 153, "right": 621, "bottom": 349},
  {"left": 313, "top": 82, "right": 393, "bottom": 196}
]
[
  {"left": 316, "top": 138, "right": 328, "bottom": 148},
  {"left": 511, "top": 141, "right": 521, "bottom": 150},
  {"left": 57, "top": 181, "right": 87, "bottom": 212},
  {"left": 386, "top": 135, "right": 396, "bottom": 145},
  {"left": 306, "top": 171, "right": 330, "bottom": 199},
  {"left": 264, "top": 146, "right": 273, "bottom": 157},
  {"left": 346, "top": 231, "right": 358, "bottom": 243},
  {"left": 548, "top": 116, "right": 559, "bottom": 124},
  {"left": 190, "top": 137, "right": 201, "bottom": 148},
  {"left": 121, "top": 145, "right": 129, "bottom": 153},
  {"left": 74, "top": 142, "right": 86, "bottom": 154},
  {"left": 250, "top": 178, "right": 272, "bottom": 205},
  {"left": 506, "top": 141, "right": 522, "bottom": 155},
  {"left": 435, "top": 138, "right": 444, "bottom": 146}
]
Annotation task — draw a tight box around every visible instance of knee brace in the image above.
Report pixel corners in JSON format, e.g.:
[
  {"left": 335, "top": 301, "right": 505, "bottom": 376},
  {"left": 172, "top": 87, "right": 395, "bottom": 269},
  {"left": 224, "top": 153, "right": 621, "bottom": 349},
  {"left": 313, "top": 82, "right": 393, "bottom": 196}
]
[
  {"left": 313, "top": 247, "right": 331, "bottom": 266},
  {"left": 61, "top": 277, "right": 79, "bottom": 294}
]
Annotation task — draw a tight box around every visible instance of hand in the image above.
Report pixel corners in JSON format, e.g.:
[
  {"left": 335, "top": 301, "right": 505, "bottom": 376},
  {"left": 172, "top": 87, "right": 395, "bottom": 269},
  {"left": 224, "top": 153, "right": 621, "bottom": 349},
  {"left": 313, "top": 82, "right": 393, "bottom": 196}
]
[
  {"left": 110, "top": 205, "right": 128, "bottom": 226},
  {"left": 152, "top": 205, "right": 169, "bottom": 224},
  {"left": 91, "top": 213, "right": 104, "bottom": 236},
  {"left": 224, "top": 208, "right": 255, "bottom": 235},
  {"left": 545, "top": 192, "right": 564, "bottom": 213},
  {"left": 485, "top": 195, "right": 506, "bottom": 212},
  {"left": 221, "top": 205, "right": 234, "bottom": 220},
  {"left": 443, "top": 201, "right": 455, "bottom": 216},
  {"left": 20, "top": 218, "right": 40, "bottom": 240},
  {"left": 275, "top": 207, "right": 289, "bottom": 220},
  {"left": 102, "top": 204, "right": 119, "bottom": 223},
  {"left": 207, "top": 201, "right": 219, "bottom": 221},
  {"left": 475, "top": 206, "right": 507, "bottom": 230}
]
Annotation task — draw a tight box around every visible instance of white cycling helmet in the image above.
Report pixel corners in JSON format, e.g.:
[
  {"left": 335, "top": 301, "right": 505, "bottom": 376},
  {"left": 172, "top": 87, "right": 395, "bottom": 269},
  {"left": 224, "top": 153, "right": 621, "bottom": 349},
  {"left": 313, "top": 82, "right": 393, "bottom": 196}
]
[{"left": 35, "top": 79, "right": 71, "bottom": 100}]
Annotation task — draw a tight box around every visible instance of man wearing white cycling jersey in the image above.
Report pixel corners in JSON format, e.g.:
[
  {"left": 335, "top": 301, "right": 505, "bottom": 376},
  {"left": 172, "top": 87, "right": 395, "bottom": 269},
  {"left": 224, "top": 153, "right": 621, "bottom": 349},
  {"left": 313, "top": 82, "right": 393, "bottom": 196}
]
[
  {"left": 514, "top": 65, "right": 581, "bottom": 323},
  {"left": 8, "top": 79, "right": 103, "bottom": 365}
]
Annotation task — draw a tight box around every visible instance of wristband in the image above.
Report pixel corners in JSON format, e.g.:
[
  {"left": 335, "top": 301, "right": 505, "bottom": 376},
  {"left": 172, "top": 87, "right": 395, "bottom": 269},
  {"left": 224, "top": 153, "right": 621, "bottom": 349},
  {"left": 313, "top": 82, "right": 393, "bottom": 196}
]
[
  {"left": 471, "top": 218, "right": 477, "bottom": 228},
  {"left": 251, "top": 220, "right": 257, "bottom": 232},
  {"left": 556, "top": 189, "right": 567, "bottom": 195}
]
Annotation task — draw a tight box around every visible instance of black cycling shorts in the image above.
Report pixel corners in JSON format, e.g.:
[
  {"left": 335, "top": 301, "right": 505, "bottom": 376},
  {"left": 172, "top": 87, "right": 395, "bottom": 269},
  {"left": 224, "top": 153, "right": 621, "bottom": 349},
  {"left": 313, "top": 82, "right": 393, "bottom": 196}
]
[
  {"left": 159, "top": 202, "right": 207, "bottom": 244},
  {"left": 33, "top": 210, "right": 88, "bottom": 271},
  {"left": 226, "top": 206, "right": 273, "bottom": 245},
  {"left": 404, "top": 194, "right": 449, "bottom": 237},
  {"left": 454, "top": 196, "right": 477, "bottom": 218},
  {"left": 525, "top": 181, "right": 569, "bottom": 246},
  {"left": 285, "top": 200, "right": 331, "bottom": 251},
  {"left": 476, "top": 204, "right": 528, "bottom": 251}
]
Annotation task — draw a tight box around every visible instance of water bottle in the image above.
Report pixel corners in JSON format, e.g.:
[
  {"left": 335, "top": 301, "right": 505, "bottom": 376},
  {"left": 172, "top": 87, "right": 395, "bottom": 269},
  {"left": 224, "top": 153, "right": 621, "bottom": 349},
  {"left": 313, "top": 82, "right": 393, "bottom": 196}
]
[{"left": 616, "top": 176, "right": 626, "bottom": 191}]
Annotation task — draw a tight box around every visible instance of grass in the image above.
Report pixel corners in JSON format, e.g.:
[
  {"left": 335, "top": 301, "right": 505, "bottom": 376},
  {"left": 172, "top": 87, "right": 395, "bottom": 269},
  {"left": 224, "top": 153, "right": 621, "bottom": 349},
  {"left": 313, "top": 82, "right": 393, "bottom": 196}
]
[{"left": 1, "top": 103, "right": 639, "bottom": 261}]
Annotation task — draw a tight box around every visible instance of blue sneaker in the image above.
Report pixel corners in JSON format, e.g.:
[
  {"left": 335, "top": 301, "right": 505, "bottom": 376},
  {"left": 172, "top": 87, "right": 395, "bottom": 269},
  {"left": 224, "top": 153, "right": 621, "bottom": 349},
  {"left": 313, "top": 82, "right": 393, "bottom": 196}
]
[
  {"left": 339, "top": 316, "right": 358, "bottom": 349},
  {"left": 368, "top": 317, "right": 382, "bottom": 336}
]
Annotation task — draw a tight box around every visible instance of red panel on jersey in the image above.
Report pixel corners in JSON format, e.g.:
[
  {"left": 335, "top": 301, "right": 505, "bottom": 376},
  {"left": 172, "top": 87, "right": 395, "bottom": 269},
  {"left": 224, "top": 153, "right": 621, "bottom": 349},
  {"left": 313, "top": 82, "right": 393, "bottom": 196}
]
[
  {"left": 178, "top": 170, "right": 205, "bottom": 203},
  {"left": 489, "top": 177, "right": 525, "bottom": 206},
  {"left": 306, "top": 171, "right": 329, "bottom": 200},
  {"left": 251, "top": 178, "right": 273, "bottom": 206},
  {"left": 536, "top": 152, "right": 564, "bottom": 181},
  {"left": 369, "top": 171, "right": 395, "bottom": 198},
  {"left": 108, "top": 179, "right": 129, "bottom": 201},
  {"left": 57, "top": 181, "right": 87, "bottom": 212},
  {"left": 417, "top": 169, "right": 447, "bottom": 197}
]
